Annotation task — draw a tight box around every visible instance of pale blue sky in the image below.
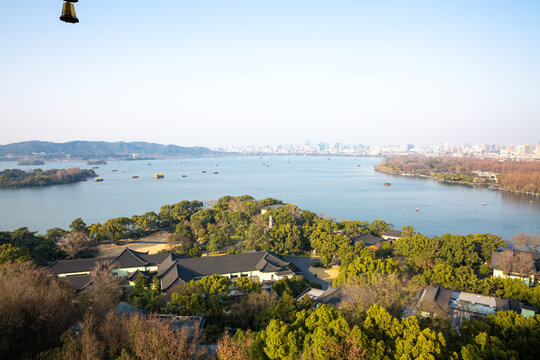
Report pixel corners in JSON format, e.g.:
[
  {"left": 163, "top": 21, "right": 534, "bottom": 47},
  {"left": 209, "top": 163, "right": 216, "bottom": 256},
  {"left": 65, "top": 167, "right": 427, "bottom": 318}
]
[{"left": 1, "top": 1, "right": 539, "bottom": 147}]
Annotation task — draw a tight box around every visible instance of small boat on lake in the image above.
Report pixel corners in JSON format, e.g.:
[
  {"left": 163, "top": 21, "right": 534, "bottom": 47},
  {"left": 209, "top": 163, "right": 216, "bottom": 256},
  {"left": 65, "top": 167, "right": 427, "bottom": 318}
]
[
  {"left": 182, "top": 175, "right": 187, "bottom": 178},
  {"left": 202, "top": 171, "right": 206, "bottom": 173},
  {"left": 111, "top": 169, "right": 117, "bottom": 172},
  {"left": 213, "top": 172, "right": 218, "bottom": 174},
  {"left": 154, "top": 173, "right": 164, "bottom": 179},
  {"left": 384, "top": 183, "right": 391, "bottom": 186},
  {"left": 132, "top": 175, "right": 139, "bottom": 179},
  {"left": 95, "top": 178, "right": 104, "bottom": 182}
]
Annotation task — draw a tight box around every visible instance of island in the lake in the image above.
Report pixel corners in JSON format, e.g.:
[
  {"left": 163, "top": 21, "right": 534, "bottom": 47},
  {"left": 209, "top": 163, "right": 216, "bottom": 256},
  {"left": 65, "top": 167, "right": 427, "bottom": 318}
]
[
  {"left": 0, "top": 168, "right": 97, "bottom": 188},
  {"left": 375, "top": 155, "right": 540, "bottom": 196}
]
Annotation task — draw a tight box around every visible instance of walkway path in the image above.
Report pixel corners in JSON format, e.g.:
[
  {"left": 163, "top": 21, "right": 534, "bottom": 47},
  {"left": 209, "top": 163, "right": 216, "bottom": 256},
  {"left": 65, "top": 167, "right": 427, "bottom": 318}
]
[{"left": 283, "top": 255, "right": 331, "bottom": 290}]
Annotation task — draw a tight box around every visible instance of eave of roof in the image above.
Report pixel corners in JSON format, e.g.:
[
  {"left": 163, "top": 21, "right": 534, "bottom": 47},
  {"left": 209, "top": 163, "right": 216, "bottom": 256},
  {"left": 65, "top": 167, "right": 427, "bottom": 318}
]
[{"left": 48, "top": 256, "right": 114, "bottom": 274}]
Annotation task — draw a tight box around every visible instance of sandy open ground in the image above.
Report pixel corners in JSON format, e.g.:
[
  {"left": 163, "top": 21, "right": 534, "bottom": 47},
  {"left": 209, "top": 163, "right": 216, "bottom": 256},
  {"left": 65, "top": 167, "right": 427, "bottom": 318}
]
[
  {"left": 96, "top": 231, "right": 171, "bottom": 257},
  {"left": 308, "top": 265, "right": 340, "bottom": 283}
]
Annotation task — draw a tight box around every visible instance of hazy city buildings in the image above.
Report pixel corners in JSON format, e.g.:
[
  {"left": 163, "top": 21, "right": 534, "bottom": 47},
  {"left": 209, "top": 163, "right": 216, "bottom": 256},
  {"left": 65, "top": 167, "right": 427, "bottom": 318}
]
[{"left": 217, "top": 141, "right": 540, "bottom": 160}]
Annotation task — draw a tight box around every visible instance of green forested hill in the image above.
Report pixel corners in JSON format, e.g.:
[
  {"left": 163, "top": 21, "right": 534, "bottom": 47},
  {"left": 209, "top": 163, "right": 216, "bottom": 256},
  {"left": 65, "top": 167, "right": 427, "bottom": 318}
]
[{"left": 0, "top": 141, "right": 217, "bottom": 159}]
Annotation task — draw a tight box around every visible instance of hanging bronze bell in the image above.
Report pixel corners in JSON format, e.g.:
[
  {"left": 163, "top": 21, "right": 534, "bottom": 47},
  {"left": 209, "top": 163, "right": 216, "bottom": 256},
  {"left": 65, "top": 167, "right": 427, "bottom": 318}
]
[{"left": 60, "top": 2, "right": 79, "bottom": 23}]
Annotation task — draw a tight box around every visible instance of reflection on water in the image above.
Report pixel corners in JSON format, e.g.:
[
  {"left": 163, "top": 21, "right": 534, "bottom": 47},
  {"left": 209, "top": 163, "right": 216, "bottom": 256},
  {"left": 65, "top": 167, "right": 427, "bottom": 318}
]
[
  {"left": 0, "top": 156, "right": 539, "bottom": 238},
  {"left": 498, "top": 190, "right": 540, "bottom": 209}
]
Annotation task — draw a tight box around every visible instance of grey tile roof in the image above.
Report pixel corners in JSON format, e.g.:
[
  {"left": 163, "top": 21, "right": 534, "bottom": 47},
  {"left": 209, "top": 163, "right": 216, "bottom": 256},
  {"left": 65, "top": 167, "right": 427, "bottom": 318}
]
[
  {"left": 113, "top": 248, "right": 150, "bottom": 268},
  {"left": 419, "top": 286, "right": 537, "bottom": 316},
  {"left": 142, "top": 252, "right": 171, "bottom": 265},
  {"left": 48, "top": 248, "right": 169, "bottom": 276},
  {"left": 127, "top": 270, "right": 152, "bottom": 282},
  {"left": 159, "top": 251, "right": 291, "bottom": 291},
  {"left": 418, "top": 286, "right": 453, "bottom": 314},
  {"left": 61, "top": 274, "right": 92, "bottom": 291},
  {"left": 157, "top": 253, "right": 185, "bottom": 277},
  {"left": 351, "top": 233, "right": 383, "bottom": 247},
  {"left": 48, "top": 256, "right": 114, "bottom": 274},
  {"left": 316, "top": 286, "right": 347, "bottom": 307},
  {"left": 49, "top": 248, "right": 292, "bottom": 292},
  {"left": 175, "top": 251, "right": 288, "bottom": 278},
  {"left": 160, "top": 264, "right": 187, "bottom": 291}
]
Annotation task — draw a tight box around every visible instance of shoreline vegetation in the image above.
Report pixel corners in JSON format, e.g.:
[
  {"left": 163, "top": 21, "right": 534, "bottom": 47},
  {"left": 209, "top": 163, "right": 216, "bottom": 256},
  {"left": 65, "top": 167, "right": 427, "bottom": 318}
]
[
  {"left": 0, "top": 168, "right": 96, "bottom": 188},
  {"left": 375, "top": 155, "right": 540, "bottom": 196}
]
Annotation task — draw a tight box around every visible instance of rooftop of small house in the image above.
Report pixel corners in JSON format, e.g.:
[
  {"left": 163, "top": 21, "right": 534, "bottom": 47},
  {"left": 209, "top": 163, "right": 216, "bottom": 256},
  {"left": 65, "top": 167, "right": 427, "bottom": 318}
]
[
  {"left": 350, "top": 232, "right": 383, "bottom": 247},
  {"left": 315, "top": 286, "right": 348, "bottom": 307},
  {"left": 419, "top": 285, "right": 536, "bottom": 317}
]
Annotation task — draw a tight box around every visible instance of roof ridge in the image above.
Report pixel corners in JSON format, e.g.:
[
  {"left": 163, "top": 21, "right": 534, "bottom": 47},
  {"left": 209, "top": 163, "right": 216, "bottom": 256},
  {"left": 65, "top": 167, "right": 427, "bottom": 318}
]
[{"left": 114, "top": 247, "right": 149, "bottom": 265}]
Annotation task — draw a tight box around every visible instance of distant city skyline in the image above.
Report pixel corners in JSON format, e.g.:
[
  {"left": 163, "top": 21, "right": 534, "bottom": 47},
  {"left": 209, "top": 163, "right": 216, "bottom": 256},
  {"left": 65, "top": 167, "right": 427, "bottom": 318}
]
[
  {"left": 1, "top": 1, "right": 539, "bottom": 147},
  {"left": 218, "top": 140, "right": 540, "bottom": 158}
]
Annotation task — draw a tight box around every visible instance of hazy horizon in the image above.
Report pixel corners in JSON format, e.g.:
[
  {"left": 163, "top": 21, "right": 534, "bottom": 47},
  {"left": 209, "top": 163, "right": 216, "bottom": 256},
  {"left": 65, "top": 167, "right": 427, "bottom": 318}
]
[
  {"left": 1, "top": 1, "right": 539, "bottom": 147},
  {"left": 0, "top": 138, "right": 538, "bottom": 149}
]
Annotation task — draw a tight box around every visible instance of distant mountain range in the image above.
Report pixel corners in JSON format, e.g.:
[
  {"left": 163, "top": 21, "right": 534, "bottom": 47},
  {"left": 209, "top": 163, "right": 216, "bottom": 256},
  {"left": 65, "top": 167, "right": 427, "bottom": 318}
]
[{"left": 0, "top": 141, "right": 218, "bottom": 160}]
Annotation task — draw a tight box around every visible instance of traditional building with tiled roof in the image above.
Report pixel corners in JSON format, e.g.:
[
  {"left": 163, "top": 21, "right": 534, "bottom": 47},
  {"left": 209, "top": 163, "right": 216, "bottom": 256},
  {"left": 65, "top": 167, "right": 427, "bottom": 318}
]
[
  {"left": 350, "top": 233, "right": 383, "bottom": 249},
  {"left": 158, "top": 250, "right": 295, "bottom": 291},
  {"left": 48, "top": 248, "right": 295, "bottom": 293},
  {"left": 48, "top": 248, "right": 169, "bottom": 278}
]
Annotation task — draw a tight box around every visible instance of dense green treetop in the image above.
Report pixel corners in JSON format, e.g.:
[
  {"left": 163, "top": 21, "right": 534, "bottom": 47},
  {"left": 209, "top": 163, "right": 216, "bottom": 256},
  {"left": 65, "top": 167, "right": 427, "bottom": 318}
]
[{"left": 0, "top": 168, "right": 96, "bottom": 188}]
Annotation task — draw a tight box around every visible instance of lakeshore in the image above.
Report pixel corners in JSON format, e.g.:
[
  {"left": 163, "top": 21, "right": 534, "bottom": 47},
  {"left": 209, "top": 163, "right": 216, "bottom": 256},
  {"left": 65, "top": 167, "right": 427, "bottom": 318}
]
[
  {"left": 375, "top": 156, "right": 540, "bottom": 197},
  {"left": 1, "top": 156, "right": 539, "bottom": 238}
]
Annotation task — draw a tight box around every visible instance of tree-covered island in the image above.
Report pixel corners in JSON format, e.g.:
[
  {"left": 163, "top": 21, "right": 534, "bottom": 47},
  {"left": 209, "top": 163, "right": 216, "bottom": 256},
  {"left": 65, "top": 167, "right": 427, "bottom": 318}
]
[
  {"left": 0, "top": 168, "right": 97, "bottom": 188},
  {"left": 376, "top": 156, "right": 540, "bottom": 195}
]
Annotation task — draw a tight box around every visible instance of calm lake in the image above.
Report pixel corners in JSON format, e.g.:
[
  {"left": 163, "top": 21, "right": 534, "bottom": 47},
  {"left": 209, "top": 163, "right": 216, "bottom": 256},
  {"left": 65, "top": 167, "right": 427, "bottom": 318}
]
[{"left": 1, "top": 156, "right": 539, "bottom": 239}]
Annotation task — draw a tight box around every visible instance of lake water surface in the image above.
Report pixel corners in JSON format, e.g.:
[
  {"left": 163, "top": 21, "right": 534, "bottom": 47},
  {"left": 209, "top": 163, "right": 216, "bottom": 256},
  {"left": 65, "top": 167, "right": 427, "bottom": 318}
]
[{"left": 1, "top": 156, "right": 539, "bottom": 239}]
